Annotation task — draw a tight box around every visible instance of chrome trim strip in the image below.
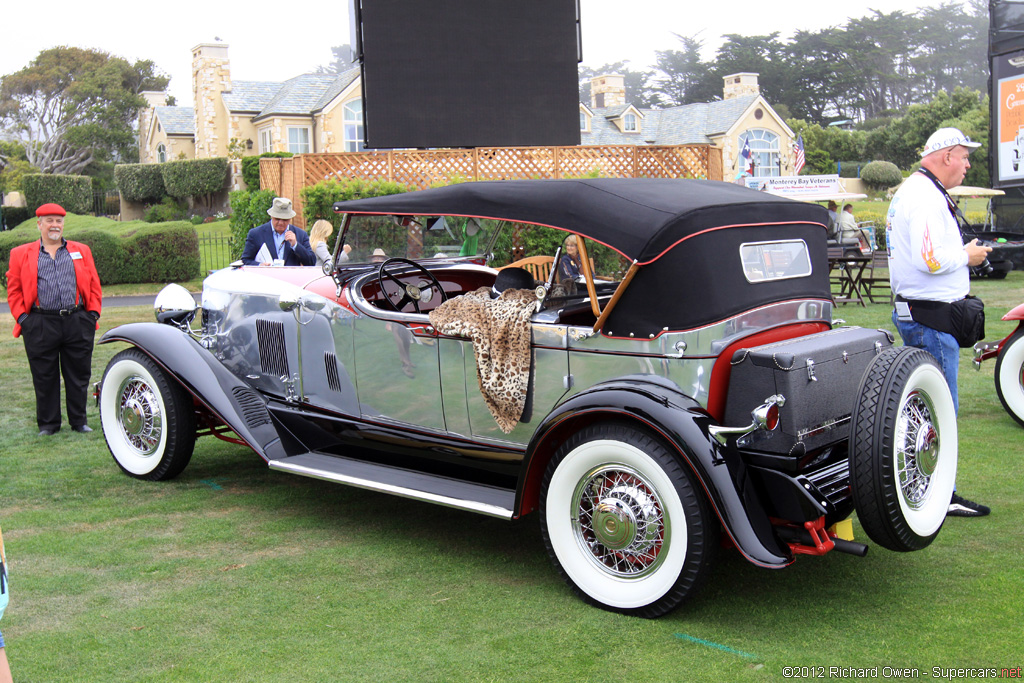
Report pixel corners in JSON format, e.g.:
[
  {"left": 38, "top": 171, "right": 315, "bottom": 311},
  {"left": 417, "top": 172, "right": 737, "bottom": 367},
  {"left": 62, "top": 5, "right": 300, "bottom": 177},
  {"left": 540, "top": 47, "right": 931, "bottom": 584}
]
[
  {"left": 268, "top": 460, "right": 515, "bottom": 520},
  {"left": 796, "top": 415, "right": 851, "bottom": 439}
]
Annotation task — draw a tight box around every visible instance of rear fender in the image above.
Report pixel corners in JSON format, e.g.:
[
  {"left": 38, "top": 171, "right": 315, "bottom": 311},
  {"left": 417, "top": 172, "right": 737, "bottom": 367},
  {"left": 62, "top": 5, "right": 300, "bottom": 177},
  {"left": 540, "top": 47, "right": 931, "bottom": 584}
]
[
  {"left": 521, "top": 377, "right": 792, "bottom": 568},
  {"left": 99, "top": 323, "right": 288, "bottom": 461},
  {"left": 1002, "top": 303, "right": 1024, "bottom": 322}
]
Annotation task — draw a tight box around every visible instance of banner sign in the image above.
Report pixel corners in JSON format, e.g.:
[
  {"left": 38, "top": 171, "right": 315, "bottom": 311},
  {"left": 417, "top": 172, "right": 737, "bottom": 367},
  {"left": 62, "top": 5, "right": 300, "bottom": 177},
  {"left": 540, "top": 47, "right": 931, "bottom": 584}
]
[
  {"left": 748, "top": 175, "right": 848, "bottom": 198},
  {"left": 993, "top": 49, "right": 1024, "bottom": 188}
]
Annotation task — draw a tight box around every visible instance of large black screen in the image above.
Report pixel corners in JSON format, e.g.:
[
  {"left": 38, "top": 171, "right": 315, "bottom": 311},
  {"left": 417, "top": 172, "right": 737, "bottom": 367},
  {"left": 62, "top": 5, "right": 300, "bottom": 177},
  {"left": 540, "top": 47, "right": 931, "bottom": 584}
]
[{"left": 353, "top": 0, "right": 581, "bottom": 149}]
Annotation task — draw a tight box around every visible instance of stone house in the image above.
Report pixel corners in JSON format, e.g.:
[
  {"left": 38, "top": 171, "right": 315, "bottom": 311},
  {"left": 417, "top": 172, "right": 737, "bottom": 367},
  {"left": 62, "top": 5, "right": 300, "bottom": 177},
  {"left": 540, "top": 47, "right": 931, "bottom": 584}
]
[
  {"left": 138, "top": 43, "right": 364, "bottom": 185},
  {"left": 581, "top": 72, "right": 796, "bottom": 180},
  {"left": 138, "top": 45, "right": 793, "bottom": 185}
]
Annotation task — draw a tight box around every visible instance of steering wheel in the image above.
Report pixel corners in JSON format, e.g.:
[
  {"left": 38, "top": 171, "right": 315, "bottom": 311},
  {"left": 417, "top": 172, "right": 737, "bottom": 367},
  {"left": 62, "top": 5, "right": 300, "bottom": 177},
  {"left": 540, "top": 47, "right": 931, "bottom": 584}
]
[{"left": 376, "top": 257, "right": 447, "bottom": 313}]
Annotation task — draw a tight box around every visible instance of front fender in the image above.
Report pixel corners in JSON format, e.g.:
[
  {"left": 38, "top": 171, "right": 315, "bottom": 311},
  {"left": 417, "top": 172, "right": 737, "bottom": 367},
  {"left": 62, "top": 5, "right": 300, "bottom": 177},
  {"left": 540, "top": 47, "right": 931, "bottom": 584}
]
[
  {"left": 1003, "top": 303, "right": 1024, "bottom": 322},
  {"left": 100, "top": 323, "right": 288, "bottom": 461},
  {"left": 522, "top": 377, "right": 792, "bottom": 568}
]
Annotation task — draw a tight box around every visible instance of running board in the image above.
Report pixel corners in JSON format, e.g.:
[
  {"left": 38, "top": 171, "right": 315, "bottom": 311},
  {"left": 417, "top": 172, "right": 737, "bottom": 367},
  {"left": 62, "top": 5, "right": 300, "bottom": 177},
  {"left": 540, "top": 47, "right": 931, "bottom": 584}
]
[{"left": 268, "top": 452, "right": 517, "bottom": 520}]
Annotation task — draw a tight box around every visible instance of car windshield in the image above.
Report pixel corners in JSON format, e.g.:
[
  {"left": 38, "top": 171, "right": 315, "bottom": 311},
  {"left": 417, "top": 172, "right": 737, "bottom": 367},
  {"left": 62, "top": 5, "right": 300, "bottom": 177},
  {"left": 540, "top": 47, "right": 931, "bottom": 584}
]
[{"left": 338, "top": 215, "right": 629, "bottom": 279}]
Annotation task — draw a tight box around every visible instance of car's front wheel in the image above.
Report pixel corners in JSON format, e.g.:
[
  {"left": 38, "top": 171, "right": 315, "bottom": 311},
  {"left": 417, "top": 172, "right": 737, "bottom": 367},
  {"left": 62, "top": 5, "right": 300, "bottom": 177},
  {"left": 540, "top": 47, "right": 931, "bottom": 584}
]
[
  {"left": 995, "top": 329, "right": 1024, "bottom": 427},
  {"left": 100, "top": 349, "right": 196, "bottom": 480},
  {"left": 849, "top": 347, "right": 957, "bottom": 551},
  {"left": 540, "top": 422, "right": 716, "bottom": 618}
]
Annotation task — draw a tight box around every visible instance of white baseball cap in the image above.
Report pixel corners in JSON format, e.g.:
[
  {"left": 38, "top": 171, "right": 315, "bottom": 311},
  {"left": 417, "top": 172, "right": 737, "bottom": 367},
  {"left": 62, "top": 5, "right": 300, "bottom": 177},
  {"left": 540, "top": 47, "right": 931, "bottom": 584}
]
[{"left": 921, "top": 127, "right": 981, "bottom": 158}]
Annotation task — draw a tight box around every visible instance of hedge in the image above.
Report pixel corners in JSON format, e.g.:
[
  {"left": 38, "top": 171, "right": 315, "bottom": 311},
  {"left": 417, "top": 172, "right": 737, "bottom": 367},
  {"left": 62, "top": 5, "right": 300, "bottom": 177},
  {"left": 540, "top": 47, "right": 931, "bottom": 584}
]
[
  {"left": 2, "top": 206, "right": 30, "bottom": 229},
  {"left": 0, "top": 221, "right": 200, "bottom": 287},
  {"left": 114, "top": 163, "right": 166, "bottom": 203},
  {"left": 21, "top": 174, "right": 92, "bottom": 215},
  {"left": 301, "top": 177, "right": 410, "bottom": 229},
  {"left": 241, "top": 152, "right": 292, "bottom": 190},
  {"left": 161, "top": 157, "right": 229, "bottom": 199},
  {"left": 228, "top": 189, "right": 277, "bottom": 259}
]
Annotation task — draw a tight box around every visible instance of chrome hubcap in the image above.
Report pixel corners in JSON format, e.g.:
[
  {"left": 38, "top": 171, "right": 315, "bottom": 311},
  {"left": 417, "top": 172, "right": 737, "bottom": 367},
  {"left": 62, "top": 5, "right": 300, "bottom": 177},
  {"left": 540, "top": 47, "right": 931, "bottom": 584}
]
[
  {"left": 116, "top": 376, "right": 162, "bottom": 456},
  {"left": 572, "top": 466, "right": 668, "bottom": 578},
  {"left": 896, "top": 391, "right": 938, "bottom": 509}
]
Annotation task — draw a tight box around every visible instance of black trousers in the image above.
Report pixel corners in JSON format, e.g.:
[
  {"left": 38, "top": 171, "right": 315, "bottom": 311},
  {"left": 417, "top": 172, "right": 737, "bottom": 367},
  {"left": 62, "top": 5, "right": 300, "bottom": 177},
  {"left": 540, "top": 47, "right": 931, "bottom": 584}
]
[{"left": 20, "top": 309, "right": 96, "bottom": 430}]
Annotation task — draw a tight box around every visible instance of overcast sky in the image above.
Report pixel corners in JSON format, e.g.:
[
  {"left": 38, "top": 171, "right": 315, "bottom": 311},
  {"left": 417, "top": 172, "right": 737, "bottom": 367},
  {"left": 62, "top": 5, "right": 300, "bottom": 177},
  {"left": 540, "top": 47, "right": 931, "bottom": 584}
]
[{"left": 4, "top": 0, "right": 969, "bottom": 107}]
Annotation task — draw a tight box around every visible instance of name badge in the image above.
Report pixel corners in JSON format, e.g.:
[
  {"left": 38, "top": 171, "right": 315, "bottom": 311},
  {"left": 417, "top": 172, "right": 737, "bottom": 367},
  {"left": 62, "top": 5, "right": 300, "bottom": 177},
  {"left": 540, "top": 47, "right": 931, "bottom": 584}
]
[{"left": 70, "top": 252, "right": 83, "bottom": 260}]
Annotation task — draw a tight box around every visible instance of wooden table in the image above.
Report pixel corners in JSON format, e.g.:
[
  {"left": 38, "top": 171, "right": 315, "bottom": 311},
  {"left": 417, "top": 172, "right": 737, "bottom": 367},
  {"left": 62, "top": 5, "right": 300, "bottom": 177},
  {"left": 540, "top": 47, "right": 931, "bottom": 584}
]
[{"left": 829, "top": 255, "right": 871, "bottom": 307}]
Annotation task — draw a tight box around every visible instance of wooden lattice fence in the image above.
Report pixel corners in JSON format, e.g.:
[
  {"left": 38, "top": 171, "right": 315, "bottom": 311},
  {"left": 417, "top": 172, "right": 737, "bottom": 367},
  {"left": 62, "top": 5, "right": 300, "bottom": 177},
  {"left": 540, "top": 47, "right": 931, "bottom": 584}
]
[{"left": 260, "top": 144, "right": 722, "bottom": 227}]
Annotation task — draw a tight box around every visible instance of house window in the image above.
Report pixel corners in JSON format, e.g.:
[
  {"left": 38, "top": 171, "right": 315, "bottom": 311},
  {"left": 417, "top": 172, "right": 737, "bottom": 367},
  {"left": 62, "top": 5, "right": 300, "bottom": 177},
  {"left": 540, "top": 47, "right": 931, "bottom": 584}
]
[
  {"left": 287, "top": 127, "right": 311, "bottom": 154},
  {"left": 259, "top": 128, "right": 273, "bottom": 154},
  {"left": 343, "top": 99, "right": 364, "bottom": 152},
  {"left": 580, "top": 111, "right": 588, "bottom": 131},
  {"left": 157, "top": 143, "right": 166, "bottom": 164},
  {"left": 623, "top": 113, "right": 638, "bottom": 132},
  {"left": 744, "top": 129, "right": 781, "bottom": 178}
]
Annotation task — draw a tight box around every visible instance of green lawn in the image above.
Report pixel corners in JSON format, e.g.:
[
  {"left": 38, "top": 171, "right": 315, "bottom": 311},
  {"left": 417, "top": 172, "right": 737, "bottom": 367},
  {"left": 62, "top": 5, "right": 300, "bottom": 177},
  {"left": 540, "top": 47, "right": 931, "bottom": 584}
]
[{"left": 0, "top": 274, "right": 1021, "bottom": 681}]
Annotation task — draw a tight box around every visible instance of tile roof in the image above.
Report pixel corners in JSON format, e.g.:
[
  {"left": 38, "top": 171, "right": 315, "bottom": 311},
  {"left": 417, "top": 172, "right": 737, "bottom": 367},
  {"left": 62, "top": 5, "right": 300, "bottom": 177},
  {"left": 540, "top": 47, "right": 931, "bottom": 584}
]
[
  {"left": 154, "top": 106, "right": 195, "bottom": 136},
  {"left": 253, "top": 73, "right": 344, "bottom": 120},
  {"left": 582, "top": 95, "right": 758, "bottom": 146},
  {"left": 222, "top": 80, "right": 285, "bottom": 113}
]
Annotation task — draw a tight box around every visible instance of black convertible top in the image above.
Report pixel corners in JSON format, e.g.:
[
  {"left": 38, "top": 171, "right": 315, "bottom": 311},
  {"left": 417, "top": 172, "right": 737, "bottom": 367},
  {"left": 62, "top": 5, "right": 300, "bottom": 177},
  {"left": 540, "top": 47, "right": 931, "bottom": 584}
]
[{"left": 333, "top": 178, "right": 828, "bottom": 264}]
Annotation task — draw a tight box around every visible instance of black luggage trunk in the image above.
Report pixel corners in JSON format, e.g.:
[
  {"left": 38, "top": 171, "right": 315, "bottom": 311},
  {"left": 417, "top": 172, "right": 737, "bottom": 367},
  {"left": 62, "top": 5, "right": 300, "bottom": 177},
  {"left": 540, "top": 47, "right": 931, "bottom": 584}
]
[{"left": 723, "top": 327, "right": 893, "bottom": 456}]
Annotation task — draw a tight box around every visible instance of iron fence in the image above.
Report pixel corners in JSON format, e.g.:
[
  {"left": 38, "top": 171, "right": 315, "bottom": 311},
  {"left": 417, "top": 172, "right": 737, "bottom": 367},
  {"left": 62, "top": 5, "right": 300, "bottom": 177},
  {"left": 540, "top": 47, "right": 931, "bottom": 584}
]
[
  {"left": 92, "top": 190, "right": 120, "bottom": 217},
  {"left": 197, "top": 233, "right": 235, "bottom": 275}
]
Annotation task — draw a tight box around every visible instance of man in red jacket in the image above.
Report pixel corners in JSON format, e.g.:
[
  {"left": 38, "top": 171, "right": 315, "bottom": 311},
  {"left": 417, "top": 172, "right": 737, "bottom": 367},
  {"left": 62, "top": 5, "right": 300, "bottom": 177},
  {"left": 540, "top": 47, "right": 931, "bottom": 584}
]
[{"left": 6, "top": 203, "right": 103, "bottom": 435}]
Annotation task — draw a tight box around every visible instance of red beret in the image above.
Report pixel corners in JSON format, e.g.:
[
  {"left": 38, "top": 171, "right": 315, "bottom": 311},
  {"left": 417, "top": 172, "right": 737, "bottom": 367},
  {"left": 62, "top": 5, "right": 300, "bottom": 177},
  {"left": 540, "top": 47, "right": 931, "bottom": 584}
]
[{"left": 36, "top": 203, "right": 66, "bottom": 217}]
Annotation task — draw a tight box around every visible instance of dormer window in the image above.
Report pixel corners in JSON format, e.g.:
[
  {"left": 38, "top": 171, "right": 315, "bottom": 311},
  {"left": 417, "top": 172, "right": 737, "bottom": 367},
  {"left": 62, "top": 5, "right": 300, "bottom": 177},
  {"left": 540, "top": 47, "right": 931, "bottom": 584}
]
[{"left": 624, "top": 113, "right": 638, "bottom": 132}]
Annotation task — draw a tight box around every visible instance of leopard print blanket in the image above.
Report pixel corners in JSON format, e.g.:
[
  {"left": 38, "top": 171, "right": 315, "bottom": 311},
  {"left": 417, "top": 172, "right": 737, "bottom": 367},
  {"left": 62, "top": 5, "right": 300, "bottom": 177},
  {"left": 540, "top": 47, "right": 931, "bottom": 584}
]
[{"left": 429, "top": 287, "right": 540, "bottom": 433}]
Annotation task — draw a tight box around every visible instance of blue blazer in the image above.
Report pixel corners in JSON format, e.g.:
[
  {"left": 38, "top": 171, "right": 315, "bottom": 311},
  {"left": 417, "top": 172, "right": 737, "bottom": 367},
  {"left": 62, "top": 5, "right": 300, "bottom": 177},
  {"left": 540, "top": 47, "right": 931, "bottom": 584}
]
[{"left": 240, "top": 222, "right": 315, "bottom": 266}]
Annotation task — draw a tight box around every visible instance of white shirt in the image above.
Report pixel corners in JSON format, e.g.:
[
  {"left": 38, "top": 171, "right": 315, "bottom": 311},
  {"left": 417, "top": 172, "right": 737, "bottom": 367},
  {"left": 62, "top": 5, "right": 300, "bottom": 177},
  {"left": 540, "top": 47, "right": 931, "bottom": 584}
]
[{"left": 885, "top": 172, "right": 968, "bottom": 302}]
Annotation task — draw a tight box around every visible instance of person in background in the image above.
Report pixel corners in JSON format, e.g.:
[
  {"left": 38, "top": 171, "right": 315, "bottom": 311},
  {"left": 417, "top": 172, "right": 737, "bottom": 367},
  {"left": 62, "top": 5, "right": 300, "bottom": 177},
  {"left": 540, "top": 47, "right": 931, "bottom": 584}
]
[
  {"left": 240, "top": 197, "right": 315, "bottom": 266},
  {"left": 371, "top": 248, "right": 387, "bottom": 263},
  {"left": 839, "top": 203, "right": 860, "bottom": 243},
  {"left": 887, "top": 126, "right": 992, "bottom": 517},
  {"left": 826, "top": 201, "right": 840, "bottom": 239},
  {"left": 308, "top": 220, "right": 350, "bottom": 268},
  {"left": 5, "top": 203, "right": 103, "bottom": 436},
  {"left": 557, "top": 234, "right": 582, "bottom": 283}
]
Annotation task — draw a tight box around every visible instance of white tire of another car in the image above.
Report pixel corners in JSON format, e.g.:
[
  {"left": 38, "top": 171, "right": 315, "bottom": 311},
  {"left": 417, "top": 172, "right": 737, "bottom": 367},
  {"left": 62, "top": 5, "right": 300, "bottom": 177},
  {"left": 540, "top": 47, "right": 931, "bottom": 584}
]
[
  {"left": 994, "top": 330, "right": 1024, "bottom": 428},
  {"left": 540, "top": 422, "right": 716, "bottom": 618},
  {"left": 100, "top": 348, "right": 196, "bottom": 481}
]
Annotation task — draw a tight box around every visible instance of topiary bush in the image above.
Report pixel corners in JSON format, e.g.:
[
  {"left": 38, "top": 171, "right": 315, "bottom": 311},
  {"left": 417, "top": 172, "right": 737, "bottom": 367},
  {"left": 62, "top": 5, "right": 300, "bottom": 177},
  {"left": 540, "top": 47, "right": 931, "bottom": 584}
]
[
  {"left": 144, "top": 197, "right": 189, "bottom": 223},
  {"left": 114, "top": 163, "right": 166, "bottom": 203},
  {"left": 2, "top": 206, "right": 30, "bottom": 229},
  {"left": 22, "top": 174, "right": 92, "bottom": 215},
  {"left": 860, "top": 160, "right": 903, "bottom": 189},
  {"left": 161, "top": 157, "right": 229, "bottom": 202}
]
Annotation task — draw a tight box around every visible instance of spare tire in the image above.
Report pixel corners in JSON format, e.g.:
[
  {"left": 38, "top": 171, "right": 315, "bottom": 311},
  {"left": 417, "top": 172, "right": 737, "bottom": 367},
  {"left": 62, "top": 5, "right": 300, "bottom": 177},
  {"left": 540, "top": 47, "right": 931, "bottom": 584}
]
[{"left": 849, "top": 347, "right": 957, "bottom": 552}]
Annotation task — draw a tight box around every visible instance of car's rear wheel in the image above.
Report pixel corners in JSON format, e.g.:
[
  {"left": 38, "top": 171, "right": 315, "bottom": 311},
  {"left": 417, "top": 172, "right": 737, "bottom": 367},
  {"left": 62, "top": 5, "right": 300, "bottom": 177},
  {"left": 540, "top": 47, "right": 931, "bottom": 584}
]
[
  {"left": 995, "top": 329, "right": 1024, "bottom": 427},
  {"left": 540, "top": 422, "right": 716, "bottom": 618},
  {"left": 100, "top": 349, "right": 196, "bottom": 481},
  {"left": 849, "top": 347, "right": 957, "bottom": 551}
]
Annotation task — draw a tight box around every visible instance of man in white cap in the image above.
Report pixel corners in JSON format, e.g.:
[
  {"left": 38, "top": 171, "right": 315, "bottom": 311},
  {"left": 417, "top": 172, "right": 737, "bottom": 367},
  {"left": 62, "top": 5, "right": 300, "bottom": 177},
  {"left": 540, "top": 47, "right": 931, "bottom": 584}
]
[
  {"left": 240, "top": 197, "right": 315, "bottom": 266},
  {"left": 886, "top": 127, "right": 992, "bottom": 517}
]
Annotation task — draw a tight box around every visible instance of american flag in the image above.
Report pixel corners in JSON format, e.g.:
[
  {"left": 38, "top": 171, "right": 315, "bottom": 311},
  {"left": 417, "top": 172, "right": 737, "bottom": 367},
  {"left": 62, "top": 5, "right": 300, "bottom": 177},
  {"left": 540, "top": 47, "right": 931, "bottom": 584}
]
[{"left": 794, "top": 134, "right": 806, "bottom": 174}]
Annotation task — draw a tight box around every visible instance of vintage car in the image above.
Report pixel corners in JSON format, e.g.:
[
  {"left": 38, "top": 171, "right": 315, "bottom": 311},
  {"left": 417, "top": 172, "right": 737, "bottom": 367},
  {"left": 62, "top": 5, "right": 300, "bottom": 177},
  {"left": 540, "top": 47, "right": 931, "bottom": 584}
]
[
  {"left": 96, "top": 179, "right": 957, "bottom": 618},
  {"left": 974, "top": 302, "right": 1024, "bottom": 426}
]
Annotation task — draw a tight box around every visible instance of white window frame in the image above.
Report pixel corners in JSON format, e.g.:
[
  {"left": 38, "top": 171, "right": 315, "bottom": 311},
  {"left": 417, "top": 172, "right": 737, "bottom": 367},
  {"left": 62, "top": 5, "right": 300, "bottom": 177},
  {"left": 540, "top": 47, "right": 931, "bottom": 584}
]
[
  {"left": 744, "top": 128, "right": 781, "bottom": 178},
  {"left": 287, "top": 126, "right": 311, "bottom": 154},
  {"left": 580, "top": 111, "right": 589, "bottom": 132},
  {"left": 157, "top": 143, "right": 166, "bottom": 164},
  {"left": 623, "top": 113, "right": 638, "bottom": 132},
  {"left": 259, "top": 128, "right": 273, "bottom": 154},
  {"left": 343, "top": 99, "right": 365, "bottom": 152}
]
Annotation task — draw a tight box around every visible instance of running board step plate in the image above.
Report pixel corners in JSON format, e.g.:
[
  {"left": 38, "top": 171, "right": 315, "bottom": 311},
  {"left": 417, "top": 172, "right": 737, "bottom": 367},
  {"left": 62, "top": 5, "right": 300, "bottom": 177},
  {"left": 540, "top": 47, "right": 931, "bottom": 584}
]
[{"left": 269, "top": 452, "right": 516, "bottom": 520}]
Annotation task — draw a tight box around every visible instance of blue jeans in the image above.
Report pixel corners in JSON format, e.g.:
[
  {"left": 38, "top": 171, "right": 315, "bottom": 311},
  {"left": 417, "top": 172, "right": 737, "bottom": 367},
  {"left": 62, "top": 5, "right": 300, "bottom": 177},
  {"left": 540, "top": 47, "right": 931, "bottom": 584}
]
[{"left": 892, "top": 311, "right": 960, "bottom": 414}]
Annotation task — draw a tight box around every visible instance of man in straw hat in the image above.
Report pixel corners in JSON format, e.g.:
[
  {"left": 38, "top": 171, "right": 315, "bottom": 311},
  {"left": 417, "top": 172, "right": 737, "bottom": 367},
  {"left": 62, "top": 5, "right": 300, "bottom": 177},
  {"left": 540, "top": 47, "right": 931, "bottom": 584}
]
[{"left": 240, "top": 197, "right": 314, "bottom": 266}]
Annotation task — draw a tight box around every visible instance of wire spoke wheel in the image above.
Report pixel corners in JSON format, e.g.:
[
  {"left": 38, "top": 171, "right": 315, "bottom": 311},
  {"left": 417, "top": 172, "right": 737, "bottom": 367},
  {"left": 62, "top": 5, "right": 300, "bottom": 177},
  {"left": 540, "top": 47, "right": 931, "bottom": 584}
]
[
  {"left": 100, "top": 349, "right": 196, "bottom": 481},
  {"left": 850, "top": 347, "right": 957, "bottom": 552},
  {"left": 541, "top": 422, "right": 716, "bottom": 618}
]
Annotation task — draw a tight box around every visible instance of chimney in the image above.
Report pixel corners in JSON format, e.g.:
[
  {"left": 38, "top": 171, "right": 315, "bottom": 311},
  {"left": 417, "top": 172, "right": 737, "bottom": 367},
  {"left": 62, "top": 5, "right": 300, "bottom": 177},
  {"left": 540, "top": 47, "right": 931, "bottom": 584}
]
[
  {"left": 138, "top": 91, "right": 170, "bottom": 164},
  {"left": 590, "top": 74, "right": 626, "bottom": 109},
  {"left": 192, "top": 43, "right": 232, "bottom": 158},
  {"left": 723, "top": 73, "right": 760, "bottom": 100}
]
